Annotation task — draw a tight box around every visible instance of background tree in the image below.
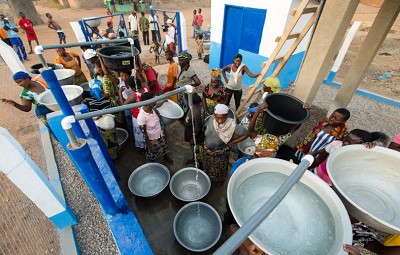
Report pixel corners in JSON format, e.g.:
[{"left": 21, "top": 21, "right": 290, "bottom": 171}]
[{"left": 7, "top": 0, "right": 44, "bottom": 25}]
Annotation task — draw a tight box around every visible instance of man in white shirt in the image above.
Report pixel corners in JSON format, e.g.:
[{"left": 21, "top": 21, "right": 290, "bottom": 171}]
[
  {"left": 149, "top": 13, "right": 161, "bottom": 43},
  {"left": 128, "top": 10, "right": 138, "bottom": 36},
  {"left": 166, "top": 18, "right": 175, "bottom": 43}
]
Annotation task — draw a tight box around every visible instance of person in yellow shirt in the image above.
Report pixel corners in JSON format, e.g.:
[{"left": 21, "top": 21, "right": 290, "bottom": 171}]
[{"left": 163, "top": 50, "right": 178, "bottom": 103}]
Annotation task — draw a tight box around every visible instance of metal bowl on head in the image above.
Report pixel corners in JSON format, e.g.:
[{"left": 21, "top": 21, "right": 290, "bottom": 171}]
[
  {"left": 238, "top": 137, "right": 256, "bottom": 156},
  {"left": 173, "top": 201, "right": 222, "bottom": 252},
  {"left": 128, "top": 163, "right": 170, "bottom": 198},
  {"left": 327, "top": 145, "right": 400, "bottom": 234},
  {"left": 157, "top": 99, "right": 184, "bottom": 125},
  {"left": 36, "top": 85, "right": 83, "bottom": 112},
  {"left": 83, "top": 17, "right": 102, "bottom": 27},
  {"left": 116, "top": 128, "right": 128, "bottom": 151},
  {"left": 228, "top": 158, "right": 352, "bottom": 255},
  {"left": 170, "top": 167, "right": 211, "bottom": 202}
]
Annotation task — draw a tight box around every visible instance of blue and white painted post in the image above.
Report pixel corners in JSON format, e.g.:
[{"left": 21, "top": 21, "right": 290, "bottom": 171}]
[
  {"left": 324, "top": 21, "right": 362, "bottom": 85},
  {"left": 0, "top": 128, "right": 77, "bottom": 229}
]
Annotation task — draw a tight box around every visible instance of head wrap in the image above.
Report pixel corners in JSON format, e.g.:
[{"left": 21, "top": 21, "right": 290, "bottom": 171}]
[
  {"left": 210, "top": 68, "right": 221, "bottom": 79},
  {"left": 178, "top": 52, "right": 192, "bottom": 62},
  {"left": 13, "top": 71, "right": 31, "bottom": 81},
  {"left": 131, "top": 10, "right": 136, "bottom": 14},
  {"left": 167, "top": 19, "right": 172, "bottom": 24},
  {"left": 263, "top": 77, "right": 281, "bottom": 93},
  {"left": 214, "top": 104, "right": 229, "bottom": 115},
  {"left": 247, "top": 105, "right": 259, "bottom": 114}
]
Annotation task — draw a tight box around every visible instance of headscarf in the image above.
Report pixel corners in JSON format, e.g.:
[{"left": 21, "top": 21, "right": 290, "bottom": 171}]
[
  {"left": 264, "top": 77, "right": 281, "bottom": 93},
  {"left": 214, "top": 103, "right": 229, "bottom": 114},
  {"left": 247, "top": 105, "right": 259, "bottom": 114},
  {"left": 13, "top": 71, "right": 31, "bottom": 81},
  {"left": 210, "top": 67, "right": 222, "bottom": 84},
  {"left": 178, "top": 52, "right": 192, "bottom": 61}
]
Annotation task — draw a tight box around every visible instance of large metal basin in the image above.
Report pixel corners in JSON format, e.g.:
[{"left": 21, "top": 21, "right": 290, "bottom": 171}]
[
  {"left": 83, "top": 17, "right": 101, "bottom": 27},
  {"left": 36, "top": 85, "right": 83, "bottom": 112},
  {"left": 157, "top": 99, "right": 184, "bottom": 125},
  {"left": 53, "top": 69, "right": 76, "bottom": 85},
  {"left": 116, "top": 128, "right": 128, "bottom": 151},
  {"left": 169, "top": 168, "right": 211, "bottom": 202},
  {"left": 327, "top": 145, "right": 400, "bottom": 234},
  {"left": 228, "top": 158, "right": 352, "bottom": 255},
  {"left": 128, "top": 163, "right": 170, "bottom": 198},
  {"left": 173, "top": 202, "right": 221, "bottom": 252},
  {"left": 238, "top": 137, "right": 255, "bottom": 156}
]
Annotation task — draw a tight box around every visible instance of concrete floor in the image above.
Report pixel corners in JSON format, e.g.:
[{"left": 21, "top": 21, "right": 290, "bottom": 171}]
[{"left": 115, "top": 121, "right": 229, "bottom": 255}]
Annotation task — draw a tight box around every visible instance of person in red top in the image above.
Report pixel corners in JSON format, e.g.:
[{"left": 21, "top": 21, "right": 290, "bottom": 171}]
[
  {"left": 196, "top": 8, "right": 203, "bottom": 30},
  {"left": 143, "top": 63, "right": 163, "bottom": 96},
  {"left": 18, "top": 12, "right": 39, "bottom": 54}
]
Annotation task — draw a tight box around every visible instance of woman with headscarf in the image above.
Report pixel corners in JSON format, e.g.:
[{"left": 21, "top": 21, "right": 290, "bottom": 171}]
[
  {"left": 1, "top": 71, "right": 52, "bottom": 125},
  {"left": 176, "top": 52, "right": 201, "bottom": 114},
  {"left": 202, "top": 68, "right": 230, "bottom": 117},
  {"left": 201, "top": 104, "right": 248, "bottom": 182},
  {"left": 54, "top": 47, "right": 88, "bottom": 85}
]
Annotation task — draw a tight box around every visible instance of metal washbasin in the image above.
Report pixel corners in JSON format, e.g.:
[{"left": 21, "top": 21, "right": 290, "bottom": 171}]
[
  {"left": 157, "top": 99, "right": 184, "bottom": 125},
  {"left": 327, "top": 145, "right": 400, "bottom": 234},
  {"left": 36, "top": 85, "right": 83, "bottom": 112},
  {"left": 169, "top": 167, "right": 211, "bottom": 202},
  {"left": 228, "top": 158, "right": 352, "bottom": 255},
  {"left": 173, "top": 202, "right": 222, "bottom": 252},
  {"left": 128, "top": 163, "right": 170, "bottom": 198},
  {"left": 116, "top": 128, "right": 128, "bottom": 151},
  {"left": 238, "top": 137, "right": 256, "bottom": 156}
]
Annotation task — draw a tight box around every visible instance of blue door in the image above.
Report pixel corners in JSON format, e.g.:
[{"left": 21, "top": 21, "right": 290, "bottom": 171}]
[
  {"left": 220, "top": 6, "right": 244, "bottom": 68},
  {"left": 220, "top": 6, "right": 266, "bottom": 68}
]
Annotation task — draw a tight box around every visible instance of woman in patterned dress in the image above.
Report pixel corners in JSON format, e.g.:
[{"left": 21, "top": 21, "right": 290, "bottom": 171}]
[{"left": 202, "top": 68, "right": 230, "bottom": 117}]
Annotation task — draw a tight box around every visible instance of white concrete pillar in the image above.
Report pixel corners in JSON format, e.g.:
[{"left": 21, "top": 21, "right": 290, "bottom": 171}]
[
  {"left": 293, "top": 0, "right": 360, "bottom": 103},
  {"left": 329, "top": 0, "right": 400, "bottom": 114},
  {"left": 0, "top": 128, "right": 77, "bottom": 229}
]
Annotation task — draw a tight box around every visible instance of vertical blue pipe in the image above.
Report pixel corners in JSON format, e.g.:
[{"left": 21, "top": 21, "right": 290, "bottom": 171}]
[
  {"left": 41, "top": 68, "right": 86, "bottom": 139},
  {"left": 176, "top": 12, "right": 183, "bottom": 54},
  {"left": 80, "top": 106, "right": 120, "bottom": 181},
  {"left": 68, "top": 139, "right": 119, "bottom": 215}
]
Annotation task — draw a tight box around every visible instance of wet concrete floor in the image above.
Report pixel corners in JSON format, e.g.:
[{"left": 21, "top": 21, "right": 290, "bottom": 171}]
[{"left": 115, "top": 121, "right": 229, "bottom": 255}]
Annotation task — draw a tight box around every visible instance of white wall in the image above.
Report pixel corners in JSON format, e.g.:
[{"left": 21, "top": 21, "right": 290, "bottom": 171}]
[{"left": 211, "top": 0, "right": 316, "bottom": 57}]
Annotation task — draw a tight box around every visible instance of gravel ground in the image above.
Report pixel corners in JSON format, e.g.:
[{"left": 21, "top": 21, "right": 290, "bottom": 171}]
[
  {"left": 49, "top": 58, "right": 398, "bottom": 255},
  {"left": 51, "top": 138, "right": 118, "bottom": 255}
]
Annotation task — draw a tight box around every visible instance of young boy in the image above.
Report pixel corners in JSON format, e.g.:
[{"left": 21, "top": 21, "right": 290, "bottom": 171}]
[
  {"left": 164, "top": 50, "right": 178, "bottom": 103},
  {"left": 18, "top": 12, "right": 39, "bottom": 54},
  {"left": 46, "top": 13, "right": 66, "bottom": 44},
  {"left": 196, "top": 34, "right": 204, "bottom": 60},
  {"left": 149, "top": 41, "right": 161, "bottom": 64}
]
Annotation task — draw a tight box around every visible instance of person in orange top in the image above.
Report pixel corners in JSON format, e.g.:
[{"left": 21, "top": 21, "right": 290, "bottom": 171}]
[
  {"left": 54, "top": 47, "right": 88, "bottom": 85},
  {"left": 163, "top": 50, "right": 178, "bottom": 103},
  {"left": 0, "top": 26, "right": 11, "bottom": 46}
]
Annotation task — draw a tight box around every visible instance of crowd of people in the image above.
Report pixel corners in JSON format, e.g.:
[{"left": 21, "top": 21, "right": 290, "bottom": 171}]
[{"left": 1, "top": 6, "right": 399, "bottom": 255}]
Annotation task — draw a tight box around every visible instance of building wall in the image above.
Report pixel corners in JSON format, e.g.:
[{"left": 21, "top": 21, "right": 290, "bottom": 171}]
[
  {"left": 210, "top": 0, "right": 318, "bottom": 88},
  {"left": 68, "top": 0, "right": 104, "bottom": 8}
]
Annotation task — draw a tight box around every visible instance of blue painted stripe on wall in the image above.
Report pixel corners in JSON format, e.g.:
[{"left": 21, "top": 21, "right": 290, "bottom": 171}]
[
  {"left": 209, "top": 41, "right": 221, "bottom": 70},
  {"left": 49, "top": 206, "right": 78, "bottom": 230}
]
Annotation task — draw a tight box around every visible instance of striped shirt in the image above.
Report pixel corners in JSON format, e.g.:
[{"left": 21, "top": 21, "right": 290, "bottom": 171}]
[{"left": 295, "top": 130, "right": 336, "bottom": 160}]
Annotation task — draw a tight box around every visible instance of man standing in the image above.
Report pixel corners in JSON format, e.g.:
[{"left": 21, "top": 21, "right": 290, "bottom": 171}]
[
  {"left": 18, "top": 12, "right": 39, "bottom": 54},
  {"left": 0, "top": 14, "right": 27, "bottom": 61},
  {"left": 46, "top": 13, "right": 66, "bottom": 44},
  {"left": 148, "top": 13, "right": 160, "bottom": 43},
  {"left": 197, "top": 8, "right": 204, "bottom": 30},
  {"left": 138, "top": 12, "right": 149, "bottom": 45},
  {"left": 164, "top": 50, "right": 178, "bottom": 103},
  {"left": 128, "top": 10, "right": 139, "bottom": 37}
]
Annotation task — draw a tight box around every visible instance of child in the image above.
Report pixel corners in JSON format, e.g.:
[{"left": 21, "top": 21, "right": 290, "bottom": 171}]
[
  {"left": 117, "top": 70, "right": 134, "bottom": 133},
  {"left": 149, "top": 41, "right": 161, "bottom": 65},
  {"left": 137, "top": 92, "right": 172, "bottom": 162},
  {"left": 124, "top": 76, "right": 149, "bottom": 152},
  {"left": 196, "top": 34, "right": 204, "bottom": 59},
  {"left": 46, "top": 13, "right": 66, "bottom": 44}
]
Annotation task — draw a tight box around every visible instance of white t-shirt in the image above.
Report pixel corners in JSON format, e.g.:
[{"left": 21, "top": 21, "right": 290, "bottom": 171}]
[
  {"left": 164, "top": 34, "right": 173, "bottom": 45},
  {"left": 168, "top": 26, "right": 175, "bottom": 42},
  {"left": 149, "top": 15, "right": 158, "bottom": 31},
  {"left": 128, "top": 14, "right": 138, "bottom": 31}
]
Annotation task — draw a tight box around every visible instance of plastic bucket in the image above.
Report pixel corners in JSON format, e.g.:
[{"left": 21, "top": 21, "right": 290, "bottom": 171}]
[
  {"left": 262, "top": 93, "right": 309, "bottom": 135},
  {"left": 97, "top": 46, "right": 139, "bottom": 71}
]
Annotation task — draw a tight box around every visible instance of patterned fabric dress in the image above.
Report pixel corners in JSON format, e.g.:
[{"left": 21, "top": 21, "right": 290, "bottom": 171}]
[
  {"left": 177, "top": 66, "right": 196, "bottom": 114},
  {"left": 202, "top": 84, "right": 229, "bottom": 117},
  {"left": 101, "top": 74, "right": 124, "bottom": 123}
]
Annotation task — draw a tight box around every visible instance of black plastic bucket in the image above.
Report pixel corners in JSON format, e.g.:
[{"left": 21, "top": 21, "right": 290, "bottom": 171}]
[
  {"left": 97, "top": 46, "right": 139, "bottom": 71},
  {"left": 262, "top": 93, "right": 309, "bottom": 136},
  {"left": 29, "top": 63, "right": 58, "bottom": 74}
]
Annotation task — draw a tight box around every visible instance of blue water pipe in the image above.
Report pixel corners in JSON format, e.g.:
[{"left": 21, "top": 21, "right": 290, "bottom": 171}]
[
  {"left": 68, "top": 139, "right": 120, "bottom": 215},
  {"left": 41, "top": 68, "right": 86, "bottom": 139}
]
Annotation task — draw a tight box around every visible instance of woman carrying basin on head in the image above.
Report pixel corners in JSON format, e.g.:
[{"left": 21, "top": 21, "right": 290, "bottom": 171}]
[
  {"left": 1, "top": 71, "right": 52, "bottom": 125},
  {"left": 201, "top": 104, "right": 248, "bottom": 182},
  {"left": 202, "top": 68, "right": 230, "bottom": 117},
  {"left": 54, "top": 47, "right": 88, "bottom": 85}
]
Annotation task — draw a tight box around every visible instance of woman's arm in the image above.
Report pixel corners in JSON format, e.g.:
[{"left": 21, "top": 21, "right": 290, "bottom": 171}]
[
  {"left": 140, "top": 124, "right": 154, "bottom": 153},
  {"left": 191, "top": 74, "right": 201, "bottom": 87},
  {"left": 99, "top": 57, "right": 118, "bottom": 86},
  {"left": 248, "top": 102, "right": 267, "bottom": 139},
  {"left": 228, "top": 133, "right": 249, "bottom": 146},
  {"left": 1, "top": 98, "right": 32, "bottom": 112},
  {"left": 123, "top": 94, "right": 138, "bottom": 105},
  {"left": 221, "top": 64, "right": 231, "bottom": 84},
  {"left": 243, "top": 66, "right": 260, "bottom": 78},
  {"left": 388, "top": 142, "right": 400, "bottom": 152},
  {"left": 118, "top": 87, "right": 124, "bottom": 105}
]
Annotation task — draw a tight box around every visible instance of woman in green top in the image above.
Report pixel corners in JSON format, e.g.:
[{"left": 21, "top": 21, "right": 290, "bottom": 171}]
[{"left": 1, "top": 71, "right": 52, "bottom": 125}]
